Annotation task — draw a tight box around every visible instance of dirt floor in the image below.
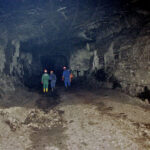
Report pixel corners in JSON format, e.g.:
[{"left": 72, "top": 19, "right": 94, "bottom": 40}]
[{"left": 0, "top": 87, "right": 150, "bottom": 150}]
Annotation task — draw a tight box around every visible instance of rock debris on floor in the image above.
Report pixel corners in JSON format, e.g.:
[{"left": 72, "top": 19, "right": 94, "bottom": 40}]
[{"left": 0, "top": 88, "right": 150, "bottom": 150}]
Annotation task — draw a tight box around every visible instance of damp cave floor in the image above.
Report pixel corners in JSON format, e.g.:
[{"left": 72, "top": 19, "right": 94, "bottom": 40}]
[{"left": 0, "top": 87, "right": 150, "bottom": 150}]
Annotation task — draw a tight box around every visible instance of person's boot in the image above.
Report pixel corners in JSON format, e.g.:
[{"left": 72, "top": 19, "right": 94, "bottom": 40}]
[{"left": 43, "top": 88, "right": 45, "bottom": 93}]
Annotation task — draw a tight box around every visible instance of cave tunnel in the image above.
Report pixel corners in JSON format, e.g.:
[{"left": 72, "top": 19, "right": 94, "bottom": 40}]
[
  {"left": 0, "top": 0, "right": 150, "bottom": 105},
  {"left": 0, "top": 0, "right": 150, "bottom": 149},
  {"left": 0, "top": 0, "right": 149, "bottom": 95},
  {"left": 0, "top": 0, "right": 150, "bottom": 108},
  {"left": 40, "top": 54, "right": 68, "bottom": 83}
]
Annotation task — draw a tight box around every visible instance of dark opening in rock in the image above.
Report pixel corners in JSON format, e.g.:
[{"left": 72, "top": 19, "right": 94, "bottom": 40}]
[
  {"left": 40, "top": 55, "right": 68, "bottom": 83},
  {"left": 138, "top": 86, "right": 150, "bottom": 103},
  {"left": 94, "top": 69, "right": 107, "bottom": 82}
]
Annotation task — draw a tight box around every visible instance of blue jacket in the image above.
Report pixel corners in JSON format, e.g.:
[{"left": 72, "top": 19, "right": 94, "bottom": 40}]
[
  {"left": 50, "top": 74, "right": 57, "bottom": 81},
  {"left": 63, "top": 70, "right": 70, "bottom": 79}
]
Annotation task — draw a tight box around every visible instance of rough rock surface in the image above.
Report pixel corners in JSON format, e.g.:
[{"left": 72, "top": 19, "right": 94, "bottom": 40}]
[
  {"left": 0, "top": 0, "right": 150, "bottom": 97},
  {"left": 0, "top": 88, "right": 150, "bottom": 150},
  {"left": 69, "top": 7, "right": 150, "bottom": 96}
]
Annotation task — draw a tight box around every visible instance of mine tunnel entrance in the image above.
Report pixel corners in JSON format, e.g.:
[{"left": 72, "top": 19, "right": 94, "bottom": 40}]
[
  {"left": 23, "top": 54, "right": 68, "bottom": 90},
  {"left": 40, "top": 54, "right": 68, "bottom": 84}
]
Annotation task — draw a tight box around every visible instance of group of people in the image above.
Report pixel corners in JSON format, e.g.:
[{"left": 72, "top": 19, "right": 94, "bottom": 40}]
[{"left": 41, "top": 66, "right": 73, "bottom": 93}]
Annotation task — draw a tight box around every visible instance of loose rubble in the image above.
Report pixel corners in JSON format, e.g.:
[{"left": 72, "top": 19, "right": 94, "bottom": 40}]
[{"left": 0, "top": 88, "right": 150, "bottom": 150}]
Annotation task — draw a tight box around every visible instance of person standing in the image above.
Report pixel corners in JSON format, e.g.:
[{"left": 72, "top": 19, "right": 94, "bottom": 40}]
[
  {"left": 70, "top": 70, "right": 74, "bottom": 83},
  {"left": 62, "top": 66, "right": 71, "bottom": 88},
  {"left": 41, "top": 69, "right": 50, "bottom": 93},
  {"left": 49, "top": 70, "right": 57, "bottom": 92}
]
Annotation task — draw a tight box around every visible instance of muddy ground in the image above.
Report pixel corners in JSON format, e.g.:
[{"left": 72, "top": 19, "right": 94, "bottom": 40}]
[{"left": 0, "top": 87, "right": 150, "bottom": 150}]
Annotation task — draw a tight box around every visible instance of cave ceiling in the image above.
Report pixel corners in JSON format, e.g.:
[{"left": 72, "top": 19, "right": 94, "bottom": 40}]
[{"left": 0, "top": 0, "right": 149, "bottom": 53}]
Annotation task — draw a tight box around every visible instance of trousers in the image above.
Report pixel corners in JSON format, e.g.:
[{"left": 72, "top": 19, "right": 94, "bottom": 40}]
[
  {"left": 64, "top": 78, "right": 70, "bottom": 87},
  {"left": 51, "top": 80, "right": 56, "bottom": 88},
  {"left": 43, "top": 83, "right": 48, "bottom": 89}
]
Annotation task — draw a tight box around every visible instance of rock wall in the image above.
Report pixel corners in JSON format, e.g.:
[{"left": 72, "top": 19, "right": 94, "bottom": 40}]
[
  {"left": 69, "top": 8, "right": 150, "bottom": 96},
  {"left": 0, "top": 38, "right": 33, "bottom": 94},
  {"left": 70, "top": 43, "right": 93, "bottom": 76},
  {"left": 113, "top": 24, "right": 150, "bottom": 95}
]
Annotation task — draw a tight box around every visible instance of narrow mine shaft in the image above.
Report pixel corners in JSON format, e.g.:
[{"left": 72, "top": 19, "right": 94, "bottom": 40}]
[{"left": 0, "top": 0, "right": 150, "bottom": 150}]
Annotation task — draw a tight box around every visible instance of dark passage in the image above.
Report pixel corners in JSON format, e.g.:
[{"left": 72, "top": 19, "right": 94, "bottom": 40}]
[
  {"left": 138, "top": 87, "right": 150, "bottom": 103},
  {"left": 40, "top": 55, "right": 68, "bottom": 83},
  {"left": 23, "top": 54, "right": 68, "bottom": 90}
]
